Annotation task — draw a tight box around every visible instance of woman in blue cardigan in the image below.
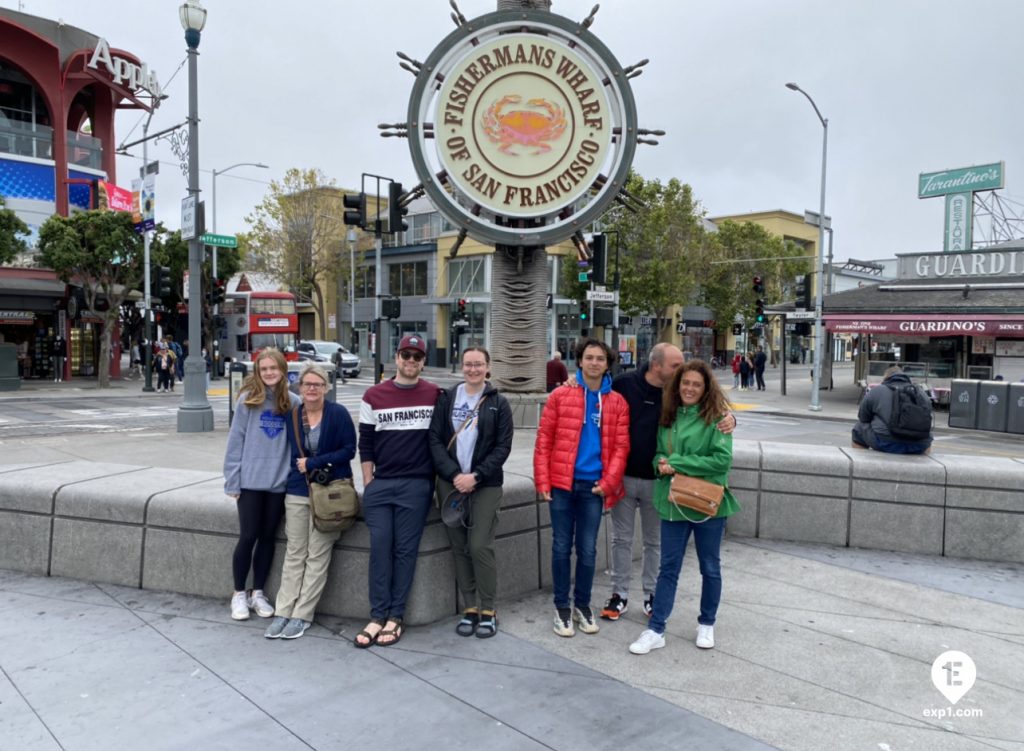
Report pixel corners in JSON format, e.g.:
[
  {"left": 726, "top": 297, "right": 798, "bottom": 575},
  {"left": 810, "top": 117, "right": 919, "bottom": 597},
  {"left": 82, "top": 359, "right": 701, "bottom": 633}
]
[{"left": 264, "top": 364, "right": 357, "bottom": 640}]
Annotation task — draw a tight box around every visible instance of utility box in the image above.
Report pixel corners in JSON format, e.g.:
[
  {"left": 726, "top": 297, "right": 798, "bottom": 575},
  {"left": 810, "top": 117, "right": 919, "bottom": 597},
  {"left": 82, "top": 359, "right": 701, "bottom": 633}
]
[
  {"left": 948, "top": 379, "right": 978, "bottom": 429},
  {"left": 0, "top": 343, "right": 20, "bottom": 391},
  {"left": 977, "top": 380, "right": 1009, "bottom": 433},
  {"left": 1007, "top": 383, "right": 1024, "bottom": 435}
]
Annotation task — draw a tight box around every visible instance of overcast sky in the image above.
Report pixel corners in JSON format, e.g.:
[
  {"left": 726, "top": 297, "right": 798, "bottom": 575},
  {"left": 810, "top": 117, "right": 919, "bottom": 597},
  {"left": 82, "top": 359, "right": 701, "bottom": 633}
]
[{"left": 9, "top": 0, "right": 1023, "bottom": 260}]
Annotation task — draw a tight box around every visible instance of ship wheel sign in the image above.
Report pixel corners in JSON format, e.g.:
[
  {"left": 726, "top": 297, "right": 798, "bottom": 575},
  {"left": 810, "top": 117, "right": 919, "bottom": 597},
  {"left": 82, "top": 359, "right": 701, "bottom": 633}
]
[{"left": 384, "top": 4, "right": 661, "bottom": 248}]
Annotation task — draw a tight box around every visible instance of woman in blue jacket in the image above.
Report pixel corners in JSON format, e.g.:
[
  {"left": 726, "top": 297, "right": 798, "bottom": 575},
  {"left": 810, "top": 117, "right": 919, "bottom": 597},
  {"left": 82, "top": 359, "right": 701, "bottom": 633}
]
[{"left": 264, "top": 364, "right": 357, "bottom": 640}]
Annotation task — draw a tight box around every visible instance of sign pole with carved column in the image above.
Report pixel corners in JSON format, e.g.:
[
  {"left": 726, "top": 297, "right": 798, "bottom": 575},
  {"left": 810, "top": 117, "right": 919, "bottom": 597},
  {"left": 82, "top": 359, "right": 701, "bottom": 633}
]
[{"left": 384, "top": 2, "right": 660, "bottom": 392}]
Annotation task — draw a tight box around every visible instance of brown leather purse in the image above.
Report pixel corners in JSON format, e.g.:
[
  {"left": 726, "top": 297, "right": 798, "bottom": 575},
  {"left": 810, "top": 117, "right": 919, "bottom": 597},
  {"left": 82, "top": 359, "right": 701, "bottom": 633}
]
[{"left": 665, "top": 432, "right": 724, "bottom": 520}]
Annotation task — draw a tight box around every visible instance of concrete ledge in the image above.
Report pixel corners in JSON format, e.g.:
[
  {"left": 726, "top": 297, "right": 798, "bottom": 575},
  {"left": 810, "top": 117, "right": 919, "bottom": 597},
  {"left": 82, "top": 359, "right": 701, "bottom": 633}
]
[{"left": 2, "top": 440, "right": 1023, "bottom": 625}]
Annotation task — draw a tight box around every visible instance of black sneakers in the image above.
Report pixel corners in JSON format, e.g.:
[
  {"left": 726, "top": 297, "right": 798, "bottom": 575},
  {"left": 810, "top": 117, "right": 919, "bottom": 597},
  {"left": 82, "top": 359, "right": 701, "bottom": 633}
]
[{"left": 601, "top": 593, "right": 628, "bottom": 620}]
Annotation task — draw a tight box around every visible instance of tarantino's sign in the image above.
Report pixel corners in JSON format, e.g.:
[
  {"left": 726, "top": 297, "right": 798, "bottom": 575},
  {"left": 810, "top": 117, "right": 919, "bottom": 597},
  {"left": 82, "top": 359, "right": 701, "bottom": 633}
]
[{"left": 436, "top": 35, "right": 612, "bottom": 217}]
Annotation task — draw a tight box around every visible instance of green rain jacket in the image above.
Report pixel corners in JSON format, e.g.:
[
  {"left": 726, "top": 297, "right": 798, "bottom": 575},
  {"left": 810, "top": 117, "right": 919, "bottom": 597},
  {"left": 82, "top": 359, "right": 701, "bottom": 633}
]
[{"left": 652, "top": 405, "right": 740, "bottom": 523}]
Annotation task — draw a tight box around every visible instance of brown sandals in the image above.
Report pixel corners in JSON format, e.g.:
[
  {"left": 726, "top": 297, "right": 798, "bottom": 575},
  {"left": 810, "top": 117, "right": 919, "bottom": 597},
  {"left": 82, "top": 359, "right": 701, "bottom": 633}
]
[{"left": 354, "top": 617, "right": 385, "bottom": 648}]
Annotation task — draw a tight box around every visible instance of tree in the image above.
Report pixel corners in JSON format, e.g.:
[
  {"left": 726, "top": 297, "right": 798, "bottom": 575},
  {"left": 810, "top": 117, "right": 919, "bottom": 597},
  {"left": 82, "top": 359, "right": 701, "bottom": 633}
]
[
  {"left": 702, "top": 220, "right": 810, "bottom": 335},
  {"left": 0, "top": 196, "right": 30, "bottom": 265},
  {"left": 245, "top": 168, "right": 348, "bottom": 340},
  {"left": 600, "top": 172, "right": 714, "bottom": 342},
  {"left": 37, "top": 210, "right": 144, "bottom": 387}
]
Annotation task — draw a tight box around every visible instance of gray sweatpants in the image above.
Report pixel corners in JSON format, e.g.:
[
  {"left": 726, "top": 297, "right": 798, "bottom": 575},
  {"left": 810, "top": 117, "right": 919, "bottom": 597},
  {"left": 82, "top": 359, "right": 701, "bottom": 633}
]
[{"left": 609, "top": 475, "right": 661, "bottom": 600}]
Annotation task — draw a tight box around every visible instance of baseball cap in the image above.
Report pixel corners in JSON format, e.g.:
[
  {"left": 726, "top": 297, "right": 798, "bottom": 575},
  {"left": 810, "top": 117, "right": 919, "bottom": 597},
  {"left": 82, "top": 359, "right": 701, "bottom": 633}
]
[{"left": 397, "top": 335, "right": 427, "bottom": 355}]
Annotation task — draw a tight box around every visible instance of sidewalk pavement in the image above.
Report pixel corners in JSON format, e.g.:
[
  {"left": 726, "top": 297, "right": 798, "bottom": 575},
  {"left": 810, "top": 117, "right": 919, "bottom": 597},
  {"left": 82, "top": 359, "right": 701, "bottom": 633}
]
[{"left": 3, "top": 364, "right": 1023, "bottom": 749}]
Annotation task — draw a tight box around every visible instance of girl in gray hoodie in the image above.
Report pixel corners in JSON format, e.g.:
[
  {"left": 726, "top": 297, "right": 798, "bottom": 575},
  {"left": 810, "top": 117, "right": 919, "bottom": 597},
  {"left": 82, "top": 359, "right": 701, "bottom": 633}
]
[{"left": 223, "top": 348, "right": 300, "bottom": 621}]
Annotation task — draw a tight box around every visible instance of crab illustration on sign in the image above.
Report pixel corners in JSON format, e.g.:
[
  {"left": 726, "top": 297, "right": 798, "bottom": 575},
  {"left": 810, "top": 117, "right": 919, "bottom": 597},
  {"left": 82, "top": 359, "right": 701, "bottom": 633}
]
[{"left": 481, "top": 95, "right": 567, "bottom": 155}]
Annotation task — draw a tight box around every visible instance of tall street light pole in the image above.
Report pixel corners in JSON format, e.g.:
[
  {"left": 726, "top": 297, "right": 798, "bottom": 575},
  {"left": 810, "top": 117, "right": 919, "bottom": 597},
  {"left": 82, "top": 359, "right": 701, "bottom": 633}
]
[
  {"left": 211, "top": 161, "right": 267, "bottom": 378},
  {"left": 786, "top": 82, "right": 828, "bottom": 412},
  {"left": 178, "top": 0, "right": 213, "bottom": 432}
]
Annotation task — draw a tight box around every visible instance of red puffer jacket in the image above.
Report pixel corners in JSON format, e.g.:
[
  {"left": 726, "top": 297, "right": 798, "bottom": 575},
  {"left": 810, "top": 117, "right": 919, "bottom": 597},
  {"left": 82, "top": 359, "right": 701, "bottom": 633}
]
[{"left": 533, "top": 381, "right": 630, "bottom": 508}]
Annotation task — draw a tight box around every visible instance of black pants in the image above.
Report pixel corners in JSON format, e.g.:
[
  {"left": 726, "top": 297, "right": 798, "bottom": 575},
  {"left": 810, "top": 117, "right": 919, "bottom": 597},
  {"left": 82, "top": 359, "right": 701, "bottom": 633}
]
[
  {"left": 232, "top": 488, "right": 286, "bottom": 591},
  {"left": 755, "top": 368, "right": 765, "bottom": 390}
]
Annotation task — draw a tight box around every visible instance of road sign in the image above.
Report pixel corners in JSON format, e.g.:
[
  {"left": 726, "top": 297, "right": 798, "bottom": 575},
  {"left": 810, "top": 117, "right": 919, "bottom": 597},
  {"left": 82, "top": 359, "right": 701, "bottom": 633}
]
[
  {"left": 586, "top": 290, "right": 617, "bottom": 303},
  {"left": 200, "top": 233, "right": 238, "bottom": 248},
  {"left": 578, "top": 272, "right": 590, "bottom": 282},
  {"left": 181, "top": 196, "right": 197, "bottom": 240},
  {"left": 784, "top": 310, "right": 817, "bottom": 320},
  {"left": 676, "top": 322, "right": 686, "bottom": 334},
  {"left": 134, "top": 300, "right": 146, "bottom": 309}
]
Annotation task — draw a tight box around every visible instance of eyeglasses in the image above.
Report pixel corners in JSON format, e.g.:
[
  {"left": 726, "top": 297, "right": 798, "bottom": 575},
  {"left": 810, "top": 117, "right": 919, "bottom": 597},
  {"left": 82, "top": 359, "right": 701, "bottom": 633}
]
[
  {"left": 463, "top": 362, "right": 487, "bottom": 369},
  {"left": 300, "top": 382, "right": 326, "bottom": 390},
  {"left": 399, "top": 350, "right": 425, "bottom": 362}
]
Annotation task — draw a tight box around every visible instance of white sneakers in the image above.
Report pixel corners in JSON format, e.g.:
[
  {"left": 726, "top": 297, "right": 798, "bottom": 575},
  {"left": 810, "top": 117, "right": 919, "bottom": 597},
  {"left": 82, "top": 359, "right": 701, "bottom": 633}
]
[
  {"left": 629, "top": 629, "right": 665, "bottom": 655},
  {"left": 230, "top": 591, "right": 250, "bottom": 620},
  {"left": 572, "top": 606, "right": 600, "bottom": 634},
  {"left": 696, "top": 624, "right": 715, "bottom": 649},
  {"left": 629, "top": 625, "right": 716, "bottom": 654},
  {"left": 248, "top": 590, "right": 274, "bottom": 618},
  {"left": 231, "top": 590, "right": 274, "bottom": 620}
]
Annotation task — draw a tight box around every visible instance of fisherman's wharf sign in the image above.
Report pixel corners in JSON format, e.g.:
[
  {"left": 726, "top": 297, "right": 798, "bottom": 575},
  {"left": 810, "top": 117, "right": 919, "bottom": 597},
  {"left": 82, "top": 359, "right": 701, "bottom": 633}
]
[{"left": 405, "top": 9, "right": 639, "bottom": 246}]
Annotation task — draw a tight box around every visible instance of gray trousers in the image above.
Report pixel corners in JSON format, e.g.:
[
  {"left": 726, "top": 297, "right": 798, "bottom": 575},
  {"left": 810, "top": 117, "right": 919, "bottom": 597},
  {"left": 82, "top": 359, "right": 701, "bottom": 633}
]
[{"left": 609, "top": 475, "right": 661, "bottom": 600}]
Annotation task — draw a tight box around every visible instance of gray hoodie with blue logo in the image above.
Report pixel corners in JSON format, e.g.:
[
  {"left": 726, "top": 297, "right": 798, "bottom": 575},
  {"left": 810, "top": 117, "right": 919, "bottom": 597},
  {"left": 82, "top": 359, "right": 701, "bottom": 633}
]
[{"left": 223, "top": 390, "right": 301, "bottom": 495}]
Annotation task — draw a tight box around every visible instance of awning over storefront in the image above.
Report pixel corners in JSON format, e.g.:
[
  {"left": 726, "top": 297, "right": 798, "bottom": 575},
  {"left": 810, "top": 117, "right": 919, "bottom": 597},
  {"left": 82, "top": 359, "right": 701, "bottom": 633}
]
[{"left": 824, "top": 314, "right": 1024, "bottom": 337}]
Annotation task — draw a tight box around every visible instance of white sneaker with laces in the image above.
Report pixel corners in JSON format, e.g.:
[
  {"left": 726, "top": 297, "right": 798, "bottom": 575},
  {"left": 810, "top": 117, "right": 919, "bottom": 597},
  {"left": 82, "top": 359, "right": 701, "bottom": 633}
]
[
  {"left": 572, "top": 606, "right": 600, "bottom": 634},
  {"left": 696, "top": 624, "right": 715, "bottom": 649},
  {"left": 248, "top": 590, "right": 274, "bottom": 618},
  {"left": 230, "top": 591, "right": 250, "bottom": 621},
  {"left": 629, "top": 629, "right": 666, "bottom": 655}
]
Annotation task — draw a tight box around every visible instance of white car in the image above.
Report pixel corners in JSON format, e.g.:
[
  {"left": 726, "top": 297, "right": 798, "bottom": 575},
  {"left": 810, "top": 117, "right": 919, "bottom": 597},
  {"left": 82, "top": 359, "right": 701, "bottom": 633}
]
[{"left": 296, "top": 340, "right": 360, "bottom": 378}]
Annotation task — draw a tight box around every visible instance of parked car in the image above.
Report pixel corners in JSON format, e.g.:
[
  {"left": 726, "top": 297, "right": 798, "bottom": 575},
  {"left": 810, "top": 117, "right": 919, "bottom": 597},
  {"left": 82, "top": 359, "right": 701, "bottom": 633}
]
[{"left": 296, "top": 340, "right": 360, "bottom": 378}]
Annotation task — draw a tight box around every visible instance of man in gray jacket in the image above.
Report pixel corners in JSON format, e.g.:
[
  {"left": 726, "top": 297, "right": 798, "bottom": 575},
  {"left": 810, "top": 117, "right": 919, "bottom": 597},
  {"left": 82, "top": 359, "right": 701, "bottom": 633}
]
[{"left": 852, "top": 366, "right": 933, "bottom": 454}]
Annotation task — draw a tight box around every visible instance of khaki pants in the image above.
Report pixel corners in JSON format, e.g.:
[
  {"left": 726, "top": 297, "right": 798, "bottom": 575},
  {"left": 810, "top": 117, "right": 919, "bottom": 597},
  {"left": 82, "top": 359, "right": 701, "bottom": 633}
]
[{"left": 273, "top": 493, "right": 340, "bottom": 623}]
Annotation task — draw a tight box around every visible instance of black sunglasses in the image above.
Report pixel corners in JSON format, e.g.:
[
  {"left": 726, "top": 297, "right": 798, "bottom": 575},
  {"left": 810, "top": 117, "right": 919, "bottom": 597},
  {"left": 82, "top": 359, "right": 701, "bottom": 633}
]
[{"left": 399, "top": 350, "right": 425, "bottom": 362}]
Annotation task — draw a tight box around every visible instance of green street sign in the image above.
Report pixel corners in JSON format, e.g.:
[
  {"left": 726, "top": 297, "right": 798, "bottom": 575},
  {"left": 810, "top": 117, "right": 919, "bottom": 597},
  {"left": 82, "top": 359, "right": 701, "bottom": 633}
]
[
  {"left": 200, "top": 233, "right": 238, "bottom": 248},
  {"left": 918, "top": 162, "right": 1004, "bottom": 198},
  {"left": 578, "top": 272, "right": 590, "bottom": 282}
]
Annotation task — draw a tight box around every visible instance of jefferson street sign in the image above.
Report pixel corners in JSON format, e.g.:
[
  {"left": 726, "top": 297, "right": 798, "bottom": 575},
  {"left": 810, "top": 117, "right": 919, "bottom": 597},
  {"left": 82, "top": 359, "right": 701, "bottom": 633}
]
[
  {"left": 586, "top": 290, "right": 617, "bottom": 303},
  {"left": 200, "top": 233, "right": 238, "bottom": 248}
]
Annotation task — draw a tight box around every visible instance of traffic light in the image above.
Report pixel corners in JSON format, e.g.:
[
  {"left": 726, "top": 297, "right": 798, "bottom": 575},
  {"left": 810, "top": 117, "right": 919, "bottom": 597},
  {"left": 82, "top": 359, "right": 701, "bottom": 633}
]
[
  {"left": 387, "top": 182, "right": 408, "bottom": 234},
  {"left": 589, "top": 234, "right": 607, "bottom": 285},
  {"left": 752, "top": 275, "right": 765, "bottom": 295},
  {"left": 578, "top": 299, "right": 588, "bottom": 322},
  {"left": 755, "top": 299, "right": 766, "bottom": 324},
  {"left": 732, "top": 323, "right": 743, "bottom": 336},
  {"left": 210, "top": 277, "right": 226, "bottom": 306},
  {"left": 457, "top": 298, "right": 467, "bottom": 317},
  {"left": 343, "top": 191, "right": 366, "bottom": 228},
  {"left": 154, "top": 265, "right": 172, "bottom": 301},
  {"left": 796, "top": 273, "right": 812, "bottom": 309},
  {"left": 382, "top": 297, "right": 401, "bottom": 319}
]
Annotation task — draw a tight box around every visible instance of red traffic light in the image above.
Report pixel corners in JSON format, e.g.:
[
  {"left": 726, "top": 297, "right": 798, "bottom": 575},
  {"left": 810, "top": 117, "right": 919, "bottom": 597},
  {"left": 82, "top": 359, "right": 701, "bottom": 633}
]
[{"left": 457, "top": 298, "right": 467, "bottom": 316}]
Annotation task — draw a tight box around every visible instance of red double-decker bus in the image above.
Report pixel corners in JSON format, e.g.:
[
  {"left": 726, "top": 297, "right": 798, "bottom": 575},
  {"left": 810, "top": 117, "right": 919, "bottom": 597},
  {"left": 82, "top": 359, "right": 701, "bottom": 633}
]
[{"left": 222, "top": 290, "right": 299, "bottom": 362}]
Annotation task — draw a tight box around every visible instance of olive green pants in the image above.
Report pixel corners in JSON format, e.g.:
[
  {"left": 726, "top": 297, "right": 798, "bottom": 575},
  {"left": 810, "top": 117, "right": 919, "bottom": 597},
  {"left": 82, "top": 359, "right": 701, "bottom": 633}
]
[{"left": 436, "top": 478, "right": 502, "bottom": 612}]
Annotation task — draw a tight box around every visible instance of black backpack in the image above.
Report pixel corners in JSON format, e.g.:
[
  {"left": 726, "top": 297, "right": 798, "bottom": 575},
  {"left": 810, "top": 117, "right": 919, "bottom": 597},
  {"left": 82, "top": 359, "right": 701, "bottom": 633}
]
[{"left": 887, "top": 381, "right": 933, "bottom": 440}]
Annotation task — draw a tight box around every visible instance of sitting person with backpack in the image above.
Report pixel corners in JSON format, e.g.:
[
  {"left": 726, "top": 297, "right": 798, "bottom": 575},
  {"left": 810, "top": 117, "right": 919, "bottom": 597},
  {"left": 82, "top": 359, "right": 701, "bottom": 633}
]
[{"left": 852, "top": 365, "right": 933, "bottom": 455}]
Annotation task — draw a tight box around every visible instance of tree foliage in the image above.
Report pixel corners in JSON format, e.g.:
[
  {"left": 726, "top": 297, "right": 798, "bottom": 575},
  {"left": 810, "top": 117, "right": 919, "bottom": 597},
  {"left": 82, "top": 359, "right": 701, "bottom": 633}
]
[
  {"left": 702, "top": 220, "right": 811, "bottom": 332},
  {"left": 0, "top": 196, "right": 30, "bottom": 265},
  {"left": 37, "top": 210, "right": 143, "bottom": 387},
  {"left": 245, "top": 168, "right": 349, "bottom": 340},
  {"left": 593, "top": 172, "right": 716, "bottom": 342}
]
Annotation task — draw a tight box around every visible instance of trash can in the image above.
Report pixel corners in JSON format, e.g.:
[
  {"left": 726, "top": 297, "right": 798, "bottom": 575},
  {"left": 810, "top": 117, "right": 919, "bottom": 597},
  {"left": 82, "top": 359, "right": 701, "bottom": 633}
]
[
  {"left": 1008, "top": 383, "right": 1024, "bottom": 435},
  {"left": 0, "top": 343, "right": 20, "bottom": 392},
  {"left": 977, "top": 380, "right": 1009, "bottom": 433},
  {"left": 948, "top": 379, "right": 978, "bottom": 429}
]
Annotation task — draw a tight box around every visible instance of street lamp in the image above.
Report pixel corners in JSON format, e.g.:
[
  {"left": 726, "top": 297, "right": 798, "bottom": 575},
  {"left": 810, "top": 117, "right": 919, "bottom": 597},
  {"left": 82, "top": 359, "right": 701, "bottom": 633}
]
[
  {"left": 786, "top": 82, "right": 828, "bottom": 412},
  {"left": 177, "top": 0, "right": 213, "bottom": 432},
  {"left": 210, "top": 161, "right": 267, "bottom": 378}
]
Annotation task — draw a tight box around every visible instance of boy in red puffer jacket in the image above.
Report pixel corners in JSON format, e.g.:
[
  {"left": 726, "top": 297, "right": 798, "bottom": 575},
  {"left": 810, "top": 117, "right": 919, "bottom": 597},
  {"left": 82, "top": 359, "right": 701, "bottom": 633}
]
[{"left": 534, "top": 338, "right": 630, "bottom": 638}]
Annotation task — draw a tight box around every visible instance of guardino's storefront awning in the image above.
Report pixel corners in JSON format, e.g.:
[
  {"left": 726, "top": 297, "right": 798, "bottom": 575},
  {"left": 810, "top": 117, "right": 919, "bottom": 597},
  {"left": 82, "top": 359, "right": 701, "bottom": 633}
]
[{"left": 824, "top": 314, "right": 1024, "bottom": 338}]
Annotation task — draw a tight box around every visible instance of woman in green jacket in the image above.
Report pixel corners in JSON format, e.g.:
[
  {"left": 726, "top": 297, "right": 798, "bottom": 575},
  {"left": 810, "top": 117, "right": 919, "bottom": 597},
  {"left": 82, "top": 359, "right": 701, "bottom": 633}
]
[{"left": 629, "top": 359, "right": 739, "bottom": 655}]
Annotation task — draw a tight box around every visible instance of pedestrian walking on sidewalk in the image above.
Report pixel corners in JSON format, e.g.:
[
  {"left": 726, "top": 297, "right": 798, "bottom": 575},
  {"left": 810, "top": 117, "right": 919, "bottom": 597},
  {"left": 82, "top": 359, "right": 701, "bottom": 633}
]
[
  {"left": 754, "top": 346, "right": 767, "bottom": 391},
  {"left": 264, "top": 363, "right": 357, "bottom": 640},
  {"left": 731, "top": 353, "right": 741, "bottom": 389},
  {"left": 738, "top": 353, "right": 751, "bottom": 391},
  {"left": 354, "top": 335, "right": 442, "bottom": 648},
  {"left": 429, "top": 347, "right": 513, "bottom": 639},
  {"left": 223, "top": 348, "right": 300, "bottom": 623},
  {"left": 598, "top": 344, "right": 736, "bottom": 624},
  {"left": 154, "top": 344, "right": 175, "bottom": 392},
  {"left": 534, "top": 338, "right": 630, "bottom": 639},
  {"left": 629, "top": 360, "right": 740, "bottom": 656}
]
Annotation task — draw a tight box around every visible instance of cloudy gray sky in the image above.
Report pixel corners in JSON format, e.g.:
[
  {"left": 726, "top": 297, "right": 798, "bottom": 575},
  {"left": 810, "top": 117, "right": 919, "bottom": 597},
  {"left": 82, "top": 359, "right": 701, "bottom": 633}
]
[{"left": 10, "top": 0, "right": 1023, "bottom": 260}]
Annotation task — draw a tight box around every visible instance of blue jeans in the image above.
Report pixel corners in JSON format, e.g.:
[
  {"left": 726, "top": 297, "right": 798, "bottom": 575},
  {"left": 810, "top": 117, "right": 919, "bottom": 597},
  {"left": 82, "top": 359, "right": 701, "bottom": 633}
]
[
  {"left": 550, "top": 480, "right": 604, "bottom": 610},
  {"left": 648, "top": 515, "right": 726, "bottom": 635}
]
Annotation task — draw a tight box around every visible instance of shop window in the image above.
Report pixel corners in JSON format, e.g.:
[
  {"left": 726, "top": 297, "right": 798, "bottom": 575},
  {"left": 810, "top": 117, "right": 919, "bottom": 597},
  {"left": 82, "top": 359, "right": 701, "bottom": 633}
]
[{"left": 387, "top": 261, "right": 427, "bottom": 297}]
